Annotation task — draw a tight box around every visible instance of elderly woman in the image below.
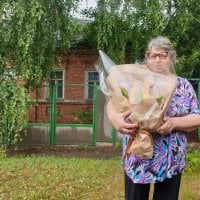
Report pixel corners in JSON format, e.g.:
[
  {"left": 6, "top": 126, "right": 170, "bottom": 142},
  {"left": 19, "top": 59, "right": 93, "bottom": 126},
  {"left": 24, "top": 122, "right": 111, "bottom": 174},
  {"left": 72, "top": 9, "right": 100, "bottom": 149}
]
[{"left": 107, "top": 36, "right": 200, "bottom": 200}]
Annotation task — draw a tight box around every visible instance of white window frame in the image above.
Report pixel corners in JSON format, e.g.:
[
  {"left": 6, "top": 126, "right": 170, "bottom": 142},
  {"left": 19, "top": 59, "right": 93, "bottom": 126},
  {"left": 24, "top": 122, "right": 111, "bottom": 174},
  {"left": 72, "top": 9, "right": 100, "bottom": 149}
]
[{"left": 46, "top": 70, "right": 64, "bottom": 100}]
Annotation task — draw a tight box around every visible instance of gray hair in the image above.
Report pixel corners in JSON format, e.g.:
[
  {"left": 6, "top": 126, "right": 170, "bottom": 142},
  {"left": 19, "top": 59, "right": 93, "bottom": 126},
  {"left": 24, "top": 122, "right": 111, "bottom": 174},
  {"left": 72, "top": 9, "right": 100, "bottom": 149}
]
[{"left": 145, "top": 36, "right": 177, "bottom": 74}]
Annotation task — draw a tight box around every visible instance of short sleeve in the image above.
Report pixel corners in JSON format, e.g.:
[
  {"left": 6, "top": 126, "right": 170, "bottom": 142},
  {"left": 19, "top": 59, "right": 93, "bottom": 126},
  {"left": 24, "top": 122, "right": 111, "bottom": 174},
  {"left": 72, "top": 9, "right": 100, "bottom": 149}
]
[
  {"left": 185, "top": 80, "right": 200, "bottom": 114},
  {"left": 166, "top": 78, "right": 200, "bottom": 117}
]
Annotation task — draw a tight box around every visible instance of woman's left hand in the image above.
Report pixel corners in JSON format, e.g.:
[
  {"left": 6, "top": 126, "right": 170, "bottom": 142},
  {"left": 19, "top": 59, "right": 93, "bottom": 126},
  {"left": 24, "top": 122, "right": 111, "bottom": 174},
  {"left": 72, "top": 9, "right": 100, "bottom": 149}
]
[{"left": 156, "top": 116, "right": 174, "bottom": 135}]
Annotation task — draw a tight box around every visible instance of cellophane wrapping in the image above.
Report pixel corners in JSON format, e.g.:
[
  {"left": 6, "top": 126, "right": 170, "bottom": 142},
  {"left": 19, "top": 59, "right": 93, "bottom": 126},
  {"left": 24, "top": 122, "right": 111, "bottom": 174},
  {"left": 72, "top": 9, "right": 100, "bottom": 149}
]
[{"left": 106, "top": 64, "right": 177, "bottom": 159}]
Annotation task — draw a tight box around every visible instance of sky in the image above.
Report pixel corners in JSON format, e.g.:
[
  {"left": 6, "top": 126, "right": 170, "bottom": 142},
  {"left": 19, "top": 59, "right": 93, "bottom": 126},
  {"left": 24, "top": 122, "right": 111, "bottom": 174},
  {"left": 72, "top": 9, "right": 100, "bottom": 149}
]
[
  {"left": 79, "top": 0, "right": 97, "bottom": 9},
  {"left": 75, "top": 0, "right": 97, "bottom": 19}
]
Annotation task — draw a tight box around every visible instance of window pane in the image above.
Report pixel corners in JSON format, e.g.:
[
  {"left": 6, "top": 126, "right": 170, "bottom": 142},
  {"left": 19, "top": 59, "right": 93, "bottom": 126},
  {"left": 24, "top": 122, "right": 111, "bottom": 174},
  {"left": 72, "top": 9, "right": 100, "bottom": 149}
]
[
  {"left": 57, "top": 80, "right": 63, "bottom": 98},
  {"left": 57, "top": 85, "right": 63, "bottom": 99},
  {"left": 88, "top": 72, "right": 99, "bottom": 81},
  {"left": 57, "top": 80, "right": 63, "bottom": 86},
  {"left": 85, "top": 71, "right": 99, "bottom": 100},
  {"left": 88, "top": 83, "right": 94, "bottom": 99},
  {"left": 55, "top": 71, "right": 63, "bottom": 79},
  {"left": 50, "top": 71, "right": 63, "bottom": 79}
]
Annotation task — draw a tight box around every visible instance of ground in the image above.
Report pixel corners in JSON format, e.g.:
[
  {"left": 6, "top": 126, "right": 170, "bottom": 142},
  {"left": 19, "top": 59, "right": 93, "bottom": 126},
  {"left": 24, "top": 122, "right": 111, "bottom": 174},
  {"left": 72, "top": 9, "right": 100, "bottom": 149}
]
[
  {"left": 6, "top": 142, "right": 200, "bottom": 159},
  {"left": 6, "top": 143, "right": 122, "bottom": 159}
]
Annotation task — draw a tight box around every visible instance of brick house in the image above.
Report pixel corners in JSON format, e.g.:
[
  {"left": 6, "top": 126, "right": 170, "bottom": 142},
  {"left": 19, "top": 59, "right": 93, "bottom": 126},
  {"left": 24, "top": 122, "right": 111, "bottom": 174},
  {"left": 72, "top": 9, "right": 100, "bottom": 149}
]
[
  {"left": 26, "top": 48, "right": 200, "bottom": 143},
  {"left": 27, "top": 48, "right": 99, "bottom": 124}
]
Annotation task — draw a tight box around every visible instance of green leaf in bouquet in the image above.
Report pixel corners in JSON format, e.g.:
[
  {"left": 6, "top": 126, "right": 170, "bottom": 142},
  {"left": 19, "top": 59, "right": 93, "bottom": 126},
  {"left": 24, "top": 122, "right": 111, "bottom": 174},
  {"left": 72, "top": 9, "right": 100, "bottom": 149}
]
[
  {"left": 121, "top": 88, "right": 128, "bottom": 99},
  {"left": 156, "top": 96, "right": 164, "bottom": 105}
]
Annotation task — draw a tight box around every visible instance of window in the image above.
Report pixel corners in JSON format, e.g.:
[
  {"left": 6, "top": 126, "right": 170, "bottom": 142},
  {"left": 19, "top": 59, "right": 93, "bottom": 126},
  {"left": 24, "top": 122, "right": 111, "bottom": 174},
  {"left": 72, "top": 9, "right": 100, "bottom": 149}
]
[
  {"left": 85, "top": 71, "right": 99, "bottom": 100},
  {"left": 46, "top": 70, "right": 64, "bottom": 100},
  {"left": 4, "top": 68, "right": 16, "bottom": 79}
]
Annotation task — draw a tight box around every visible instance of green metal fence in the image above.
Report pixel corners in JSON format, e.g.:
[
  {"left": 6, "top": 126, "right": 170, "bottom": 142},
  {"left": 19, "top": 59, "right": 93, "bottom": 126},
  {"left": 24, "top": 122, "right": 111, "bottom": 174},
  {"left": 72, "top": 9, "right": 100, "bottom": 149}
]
[
  {"left": 48, "top": 82, "right": 100, "bottom": 146},
  {"left": 23, "top": 82, "right": 117, "bottom": 146},
  {"left": 2, "top": 79, "right": 200, "bottom": 146},
  {"left": 47, "top": 79, "right": 200, "bottom": 145}
]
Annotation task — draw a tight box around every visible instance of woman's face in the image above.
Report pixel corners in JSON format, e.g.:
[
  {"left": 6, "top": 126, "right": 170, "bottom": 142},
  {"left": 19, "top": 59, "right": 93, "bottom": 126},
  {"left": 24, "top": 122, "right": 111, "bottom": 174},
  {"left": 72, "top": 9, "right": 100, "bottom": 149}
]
[{"left": 146, "top": 48, "right": 171, "bottom": 75}]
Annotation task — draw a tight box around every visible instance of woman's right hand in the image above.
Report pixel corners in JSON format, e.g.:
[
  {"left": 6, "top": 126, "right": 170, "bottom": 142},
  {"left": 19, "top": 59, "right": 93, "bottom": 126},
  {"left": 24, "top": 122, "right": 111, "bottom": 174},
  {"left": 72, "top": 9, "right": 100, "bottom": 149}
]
[{"left": 107, "top": 101, "right": 139, "bottom": 135}]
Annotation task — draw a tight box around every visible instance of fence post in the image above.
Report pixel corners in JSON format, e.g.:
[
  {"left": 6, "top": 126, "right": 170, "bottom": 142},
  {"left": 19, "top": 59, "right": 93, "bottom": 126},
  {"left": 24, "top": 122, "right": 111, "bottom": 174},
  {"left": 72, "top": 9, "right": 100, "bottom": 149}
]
[
  {"left": 198, "top": 81, "right": 200, "bottom": 141},
  {"left": 92, "top": 83, "right": 98, "bottom": 146},
  {"left": 111, "top": 127, "right": 117, "bottom": 145},
  {"left": 49, "top": 82, "right": 57, "bottom": 146}
]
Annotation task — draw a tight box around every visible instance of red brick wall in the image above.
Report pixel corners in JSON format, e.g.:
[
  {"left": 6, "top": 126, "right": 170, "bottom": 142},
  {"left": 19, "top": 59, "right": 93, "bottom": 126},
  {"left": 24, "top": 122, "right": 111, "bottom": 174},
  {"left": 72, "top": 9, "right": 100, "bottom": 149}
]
[
  {"left": 27, "top": 49, "right": 98, "bottom": 123},
  {"left": 26, "top": 49, "right": 199, "bottom": 142},
  {"left": 62, "top": 49, "right": 97, "bottom": 101}
]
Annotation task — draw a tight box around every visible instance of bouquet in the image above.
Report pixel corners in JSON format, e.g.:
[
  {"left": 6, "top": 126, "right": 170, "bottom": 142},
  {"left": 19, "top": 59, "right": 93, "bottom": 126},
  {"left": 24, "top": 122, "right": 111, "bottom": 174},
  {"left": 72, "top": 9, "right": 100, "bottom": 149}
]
[{"left": 96, "top": 51, "right": 177, "bottom": 159}]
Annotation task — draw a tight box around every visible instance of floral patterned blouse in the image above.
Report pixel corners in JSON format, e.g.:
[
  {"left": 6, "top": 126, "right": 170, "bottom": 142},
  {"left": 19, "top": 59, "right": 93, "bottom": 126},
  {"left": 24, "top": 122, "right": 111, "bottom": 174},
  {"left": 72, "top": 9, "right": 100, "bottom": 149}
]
[{"left": 123, "top": 77, "right": 200, "bottom": 183}]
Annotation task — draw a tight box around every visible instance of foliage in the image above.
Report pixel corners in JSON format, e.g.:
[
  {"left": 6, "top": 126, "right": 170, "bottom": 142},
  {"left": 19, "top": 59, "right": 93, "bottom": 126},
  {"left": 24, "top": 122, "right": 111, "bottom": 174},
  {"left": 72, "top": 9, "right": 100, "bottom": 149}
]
[
  {"left": 165, "top": 0, "right": 200, "bottom": 78},
  {"left": 0, "top": 0, "right": 80, "bottom": 88},
  {"left": 186, "top": 148, "right": 200, "bottom": 174},
  {"left": 0, "top": 76, "right": 31, "bottom": 146},
  {"left": 70, "top": 109, "right": 93, "bottom": 124},
  {"left": 0, "top": 0, "right": 80, "bottom": 145},
  {"left": 82, "top": 0, "right": 200, "bottom": 78}
]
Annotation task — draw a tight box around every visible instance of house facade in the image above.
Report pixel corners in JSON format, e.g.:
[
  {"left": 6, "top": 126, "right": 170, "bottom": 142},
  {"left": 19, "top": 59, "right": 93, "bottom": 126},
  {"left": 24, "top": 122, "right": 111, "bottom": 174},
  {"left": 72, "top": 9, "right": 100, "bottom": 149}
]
[
  {"left": 25, "top": 48, "right": 200, "bottom": 144},
  {"left": 27, "top": 48, "right": 99, "bottom": 124}
]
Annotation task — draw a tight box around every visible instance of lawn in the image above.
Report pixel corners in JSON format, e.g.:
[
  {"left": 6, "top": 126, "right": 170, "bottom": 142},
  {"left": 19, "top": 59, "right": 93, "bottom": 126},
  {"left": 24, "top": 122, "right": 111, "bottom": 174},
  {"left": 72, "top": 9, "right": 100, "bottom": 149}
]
[{"left": 0, "top": 146, "right": 200, "bottom": 200}]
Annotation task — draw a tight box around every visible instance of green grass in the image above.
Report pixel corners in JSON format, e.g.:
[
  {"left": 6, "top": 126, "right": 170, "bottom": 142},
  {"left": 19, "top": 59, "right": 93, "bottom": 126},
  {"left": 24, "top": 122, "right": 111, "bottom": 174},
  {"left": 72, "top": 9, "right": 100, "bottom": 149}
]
[
  {"left": 0, "top": 156, "right": 124, "bottom": 200},
  {"left": 0, "top": 149, "right": 200, "bottom": 200},
  {"left": 180, "top": 150, "right": 200, "bottom": 200}
]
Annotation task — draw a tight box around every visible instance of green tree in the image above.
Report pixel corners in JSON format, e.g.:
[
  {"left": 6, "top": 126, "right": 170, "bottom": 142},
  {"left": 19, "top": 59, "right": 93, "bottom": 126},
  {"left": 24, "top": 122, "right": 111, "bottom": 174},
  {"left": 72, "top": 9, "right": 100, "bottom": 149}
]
[
  {"left": 0, "top": 76, "right": 31, "bottom": 145},
  {"left": 0, "top": 0, "right": 80, "bottom": 145},
  {"left": 165, "top": 0, "right": 200, "bottom": 77},
  {"left": 82, "top": 0, "right": 200, "bottom": 78},
  {"left": 82, "top": 0, "right": 170, "bottom": 63}
]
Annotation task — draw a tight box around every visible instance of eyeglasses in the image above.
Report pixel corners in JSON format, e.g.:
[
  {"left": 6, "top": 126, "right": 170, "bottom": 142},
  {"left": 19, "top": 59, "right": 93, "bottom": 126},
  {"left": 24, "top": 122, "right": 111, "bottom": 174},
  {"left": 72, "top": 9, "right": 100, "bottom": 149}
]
[{"left": 147, "top": 52, "right": 168, "bottom": 60}]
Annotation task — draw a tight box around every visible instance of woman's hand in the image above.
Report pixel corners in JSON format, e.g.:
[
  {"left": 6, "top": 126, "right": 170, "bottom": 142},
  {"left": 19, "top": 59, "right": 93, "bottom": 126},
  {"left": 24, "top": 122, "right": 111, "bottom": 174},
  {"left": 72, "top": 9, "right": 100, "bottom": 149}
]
[
  {"left": 111, "top": 110, "right": 139, "bottom": 135},
  {"left": 156, "top": 114, "right": 200, "bottom": 134},
  {"left": 107, "top": 101, "right": 139, "bottom": 135},
  {"left": 156, "top": 116, "right": 174, "bottom": 135}
]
